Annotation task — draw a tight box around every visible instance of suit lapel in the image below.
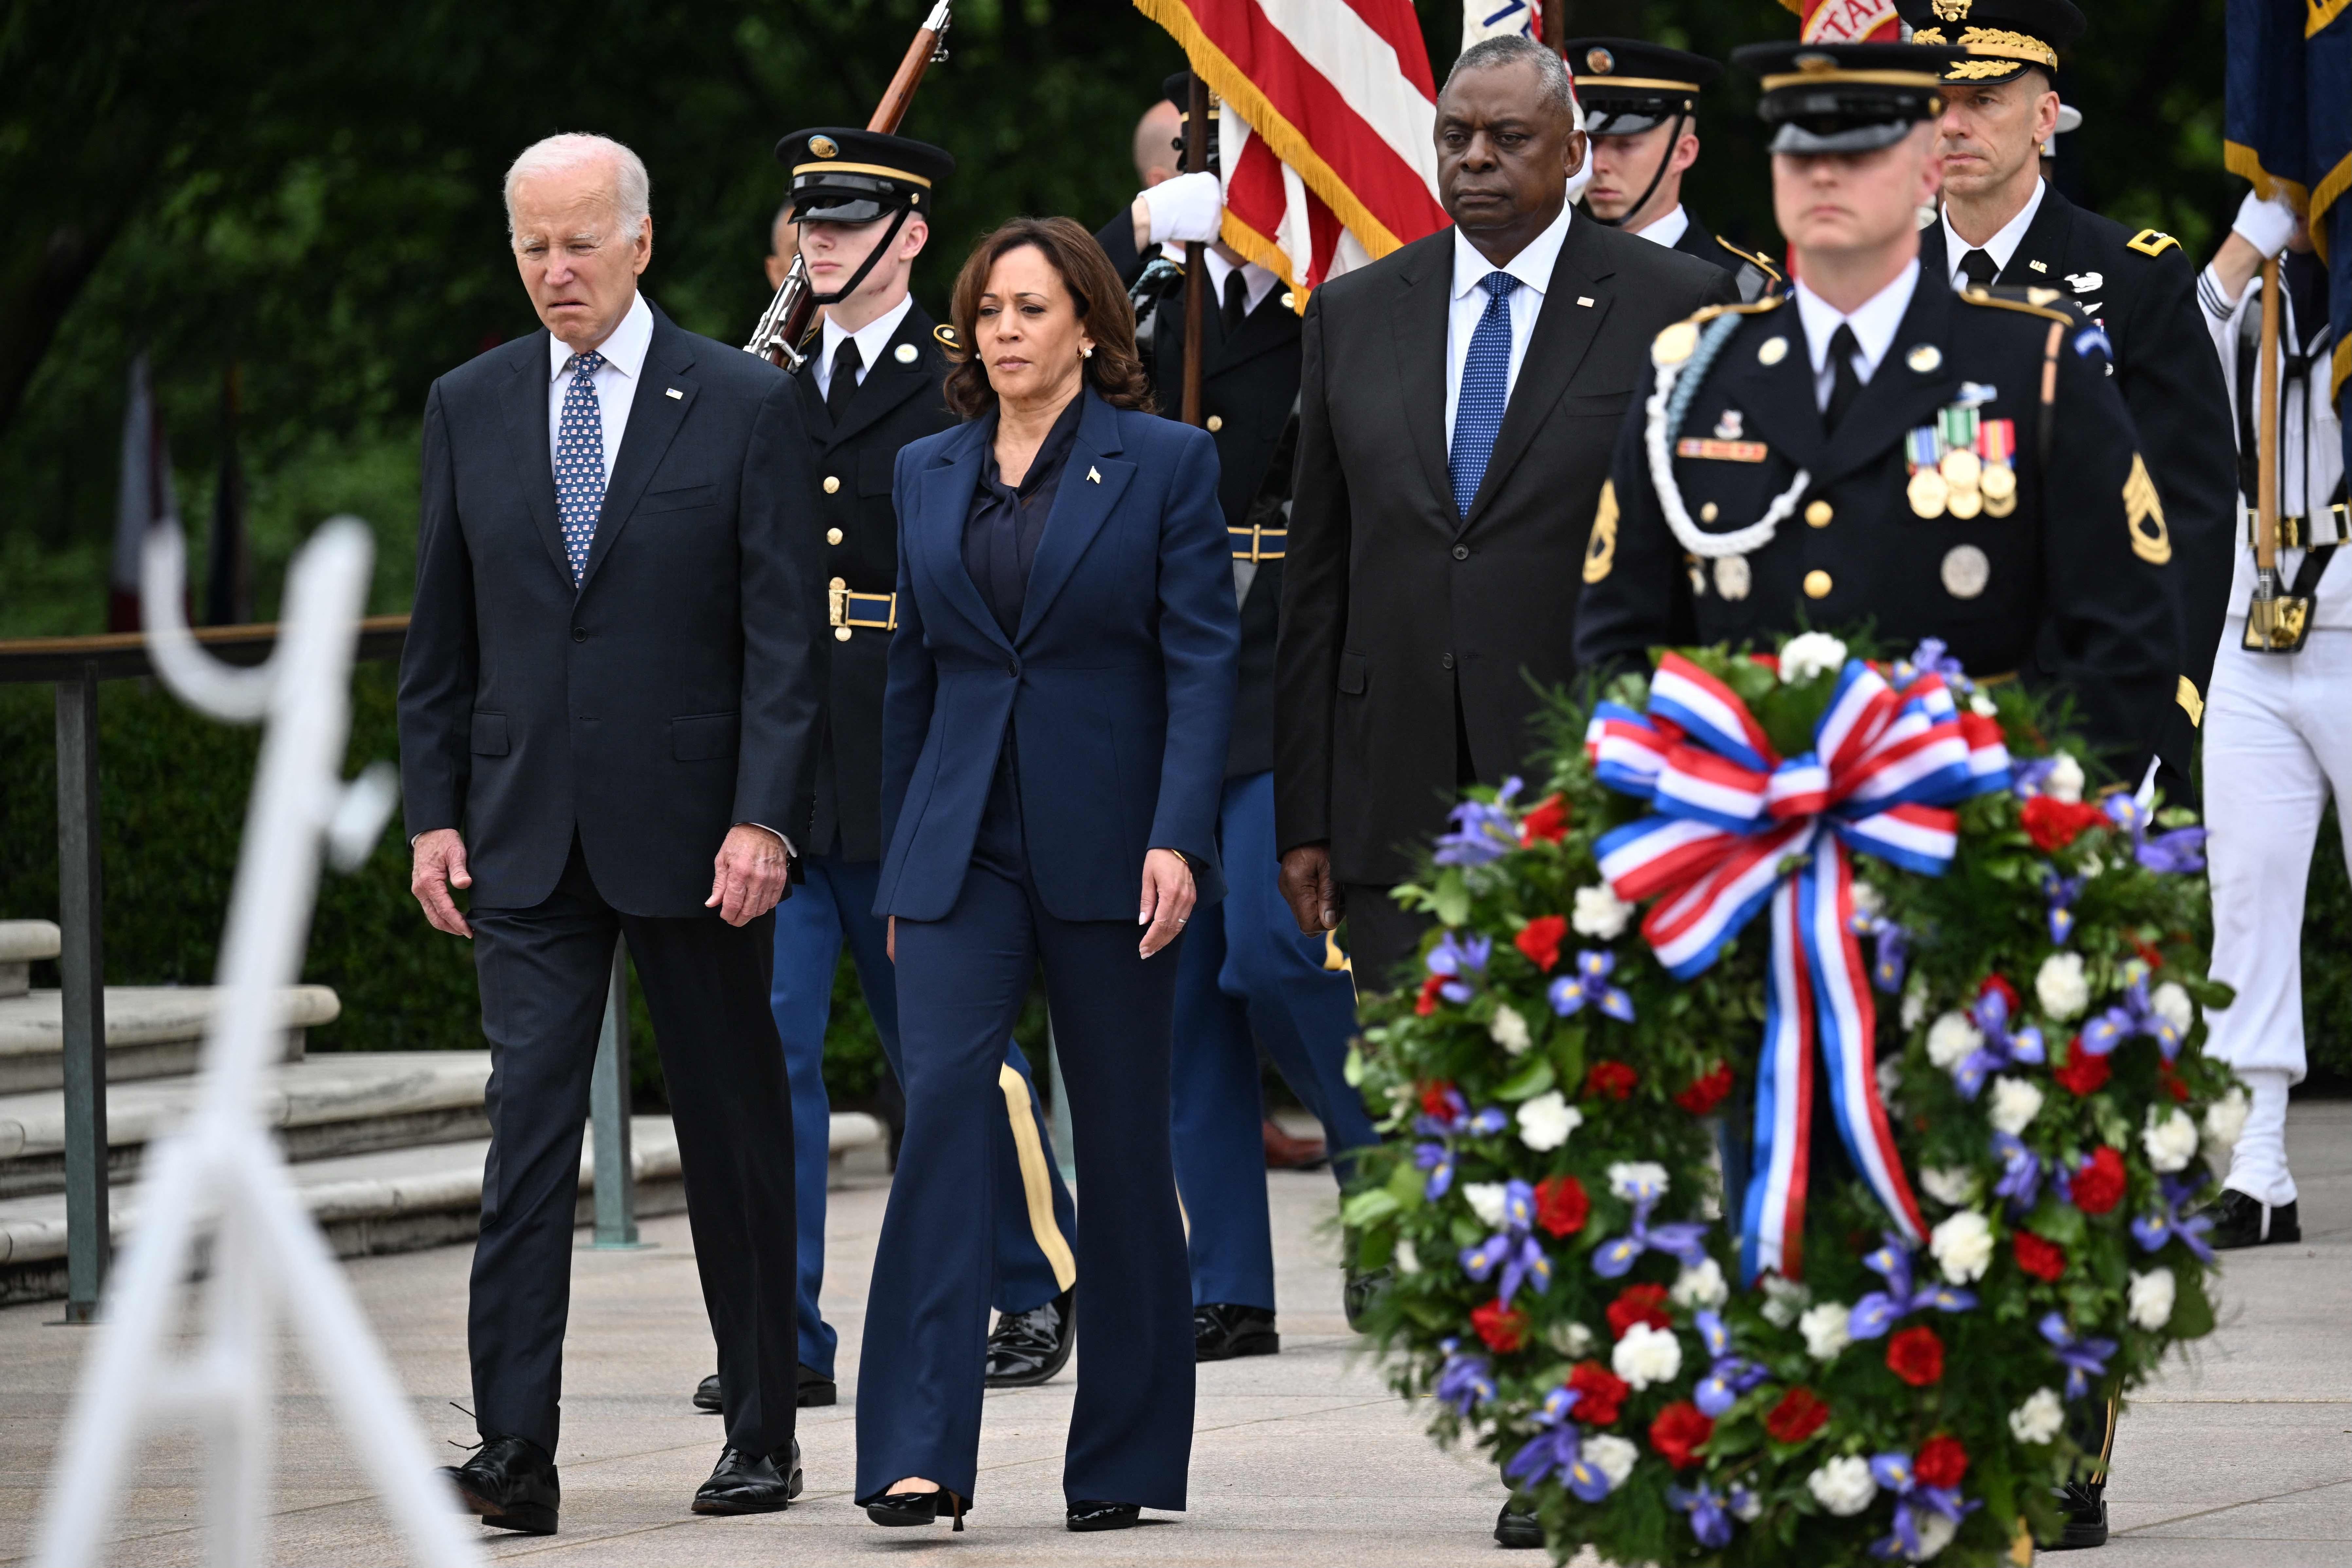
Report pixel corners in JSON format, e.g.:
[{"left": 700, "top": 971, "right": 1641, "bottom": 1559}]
[
  {"left": 1390, "top": 240, "right": 1455, "bottom": 522},
  {"left": 1209, "top": 294, "right": 1300, "bottom": 378},
  {"left": 496, "top": 334, "right": 574, "bottom": 584},
  {"left": 1813, "top": 276, "right": 1957, "bottom": 486},
  {"left": 1998, "top": 188, "right": 2071, "bottom": 287},
  {"left": 1017, "top": 391, "right": 1135, "bottom": 643},
  {"left": 1711, "top": 309, "right": 1824, "bottom": 476},
  {"left": 578, "top": 310, "right": 696, "bottom": 595},
  {"left": 918, "top": 422, "right": 1010, "bottom": 654},
  {"left": 825, "top": 309, "right": 935, "bottom": 449},
  {"left": 1467, "top": 217, "right": 1614, "bottom": 528},
  {"left": 792, "top": 362, "right": 835, "bottom": 443}
]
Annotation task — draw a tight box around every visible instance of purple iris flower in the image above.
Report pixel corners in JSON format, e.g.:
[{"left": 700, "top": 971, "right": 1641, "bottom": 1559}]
[
  {"left": 2080, "top": 963, "right": 2183, "bottom": 1061},
  {"left": 1459, "top": 1179, "right": 1553, "bottom": 1305},
  {"left": 1668, "top": 1480, "right": 1746, "bottom": 1550},
  {"left": 1991, "top": 1130, "right": 2044, "bottom": 1214},
  {"left": 2039, "top": 1311, "right": 2118, "bottom": 1400},
  {"left": 1592, "top": 1182, "right": 1710, "bottom": 1279},
  {"left": 2042, "top": 866, "right": 2084, "bottom": 946},
  {"left": 1434, "top": 1338, "right": 1497, "bottom": 1416},
  {"left": 1414, "top": 1141, "right": 1456, "bottom": 1200},
  {"left": 1426, "top": 931, "right": 1493, "bottom": 1003},
  {"left": 1503, "top": 1384, "right": 1615, "bottom": 1502},
  {"left": 1950, "top": 983, "right": 2046, "bottom": 1098},
  {"left": 2131, "top": 1171, "right": 2217, "bottom": 1263},
  {"left": 1548, "top": 949, "right": 1635, "bottom": 1022},
  {"left": 2010, "top": 757, "right": 2057, "bottom": 798},
  {"left": 1866, "top": 1451, "right": 1980, "bottom": 1560},
  {"left": 1412, "top": 1086, "right": 1505, "bottom": 1200},
  {"left": 1848, "top": 1234, "right": 1977, "bottom": 1340},
  {"left": 2103, "top": 794, "right": 2209, "bottom": 874},
  {"left": 1693, "top": 1309, "right": 1769, "bottom": 1417},
  {"left": 1902, "top": 637, "right": 1971, "bottom": 689},
  {"left": 1435, "top": 777, "right": 1524, "bottom": 865},
  {"left": 1848, "top": 906, "right": 1911, "bottom": 993}
]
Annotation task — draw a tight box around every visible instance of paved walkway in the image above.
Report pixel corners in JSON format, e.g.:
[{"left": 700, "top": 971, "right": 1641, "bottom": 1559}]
[{"left": 0, "top": 1105, "right": 2344, "bottom": 1565}]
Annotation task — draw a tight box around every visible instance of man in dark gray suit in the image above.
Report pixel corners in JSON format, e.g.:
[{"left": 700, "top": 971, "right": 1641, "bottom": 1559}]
[
  {"left": 399, "top": 133, "right": 823, "bottom": 1533},
  {"left": 1275, "top": 36, "right": 1736, "bottom": 990}
]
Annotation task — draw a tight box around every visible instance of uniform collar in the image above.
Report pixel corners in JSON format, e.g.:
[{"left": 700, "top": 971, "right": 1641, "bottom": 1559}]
[
  {"left": 1632, "top": 204, "right": 1690, "bottom": 249},
  {"left": 1793, "top": 258, "right": 1921, "bottom": 381},
  {"left": 548, "top": 289, "right": 652, "bottom": 381},
  {"left": 1451, "top": 200, "right": 1573, "bottom": 301},
  {"left": 820, "top": 292, "right": 916, "bottom": 375},
  {"left": 1941, "top": 178, "right": 2046, "bottom": 285}
]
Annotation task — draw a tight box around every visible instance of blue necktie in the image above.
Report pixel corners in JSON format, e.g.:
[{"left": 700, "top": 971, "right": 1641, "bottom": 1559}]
[
  {"left": 555, "top": 350, "right": 609, "bottom": 584},
  {"left": 1448, "top": 271, "right": 1521, "bottom": 518}
]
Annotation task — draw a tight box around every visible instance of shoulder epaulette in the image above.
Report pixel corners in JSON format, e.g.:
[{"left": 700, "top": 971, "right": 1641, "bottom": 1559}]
[
  {"left": 2126, "top": 229, "right": 2181, "bottom": 258},
  {"left": 1691, "top": 296, "right": 1786, "bottom": 325},
  {"left": 932, "top": 322, "right": 960, "bottom": 349},
  {"left": 1714, "top": 238, "right": 1784, "bottom": 282},
  {"left": 1957, "top": 285, "right": 2075, "bottom": 325}
]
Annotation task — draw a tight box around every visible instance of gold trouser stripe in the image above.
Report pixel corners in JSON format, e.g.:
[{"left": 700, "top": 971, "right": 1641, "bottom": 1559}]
[
  {"left": 2090, "top": 1393, "right": 2119, "bottom": 1483},
  {"left": 998, "top": 1063, "right": 1077, "bottom": 1291}
]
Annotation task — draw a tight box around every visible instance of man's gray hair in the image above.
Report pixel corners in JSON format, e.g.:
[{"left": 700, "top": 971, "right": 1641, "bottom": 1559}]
[
  {"left": 1443, "top": 35, "right": 1585, "bottom": 131},
  {"left": 503, "top": 133, "right": 652, "bottom": 239}
]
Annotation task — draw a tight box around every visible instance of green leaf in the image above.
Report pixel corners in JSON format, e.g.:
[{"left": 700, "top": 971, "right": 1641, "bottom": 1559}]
[
  {"left": 1341, "top": 1187, "right": 1401, "bottom": 1228},
  {"left": 2031, "top": 1200, "right": 2088, "bottom": 1248},
  {"left": 1434, "top": 866, "right": 1472, "bottom": 928},
  {"left": 1343, "top": 1042, "right": 1365, "bottom": 1088},
  {"left": 2166, "top": 1272, "right": 2217, "bottom": 1340},
  {"left": 1494, "top": 1056, "right": 1557, "bottom": 1102},
  {"left": 1385, "top": 1158, "right": 1428, "bottom": 1209}
]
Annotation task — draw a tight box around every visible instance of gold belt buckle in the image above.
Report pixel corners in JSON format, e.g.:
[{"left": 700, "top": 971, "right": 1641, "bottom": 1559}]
[{"left": 1229, "top": 524, "right": 1287, "bottom": 562}]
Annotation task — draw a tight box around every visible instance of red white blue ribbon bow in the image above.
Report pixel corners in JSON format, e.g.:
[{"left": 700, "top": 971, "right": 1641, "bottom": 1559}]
[{"left": 1584, "top": 653, "right": 2012, "bottom": 1281}]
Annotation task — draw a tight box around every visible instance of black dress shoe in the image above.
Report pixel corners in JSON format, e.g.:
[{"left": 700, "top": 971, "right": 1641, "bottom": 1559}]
[
  {"left": 691, "top": 1440, "right": 803, "bottom": 1514},
  {"left": 2045, "top": 1479, "right": 2108, "bottom": 1549},
  {"left": 1495, "top": 1501, "right": 1544, "bottom": 1549},
  {"left": 1194, "top": 1302, "right": 1280, "bottom": 1361},
  {"left": 692, "top": 1365, "right": 837, "bottom": 1412},
  {"left": 439, "top": 1434, "right": 559, "bottom": 1535},
  {"left": 2209, "top": 1189, "right": 2301, "bottom": 1249},
  {"left": 985, "top": 1287, "right": 1074, "bottom": 1388},
  {"left": 1343, "top": 1265, "right": 1391, "bottom": 1331},
  {"left": 866, "top": 1488, "right": 968, "bottom": 1531},
  {"left": 1067, "top": 1499, "right": 1142, "bottom": 1531}
]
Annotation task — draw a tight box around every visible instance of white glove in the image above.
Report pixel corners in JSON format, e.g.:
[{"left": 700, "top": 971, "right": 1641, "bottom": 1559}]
[
  {"left": 2231, "top": 189, "right": 2299, "bottom": 259},
  {"left": 1141, "top": 171, "right": 1224, "bottom": 245}
]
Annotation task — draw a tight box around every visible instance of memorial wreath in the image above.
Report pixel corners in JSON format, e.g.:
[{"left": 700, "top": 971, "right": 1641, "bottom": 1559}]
[{"left": 1343, "top": 634, "right": 2243, "bottom": 1565}]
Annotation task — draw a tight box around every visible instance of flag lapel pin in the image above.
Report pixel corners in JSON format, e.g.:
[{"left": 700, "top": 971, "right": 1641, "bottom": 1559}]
[
  {"left": 665, "top": 387, "right": 683, "bottom": 400},
  {"left": 1087, "top": 466, "right": 1102, "bottom": 484}
]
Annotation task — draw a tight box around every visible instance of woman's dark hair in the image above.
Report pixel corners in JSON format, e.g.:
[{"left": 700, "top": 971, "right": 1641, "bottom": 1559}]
[{"left": 942, "top": 216, "right": 1152, "bottom": 419}]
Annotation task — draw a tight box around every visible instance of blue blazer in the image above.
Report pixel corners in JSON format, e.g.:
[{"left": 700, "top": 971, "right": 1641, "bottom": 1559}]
[{"left": 876, "top": 388, "right": 1239, "bottom": 923}]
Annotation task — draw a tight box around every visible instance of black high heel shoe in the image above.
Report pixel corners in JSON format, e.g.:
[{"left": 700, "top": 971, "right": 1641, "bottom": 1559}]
[{"left": 865, "top": 1487, "right": 969, "bottom": 1531}]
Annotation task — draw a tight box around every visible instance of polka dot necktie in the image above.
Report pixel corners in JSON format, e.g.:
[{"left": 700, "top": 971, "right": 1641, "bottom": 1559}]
[
  {"left": 555, "top": 351, "right": 608, "bottom": 585},
  {"left": 1448, "top": 271, "right": 1521, "bottom": 518}
]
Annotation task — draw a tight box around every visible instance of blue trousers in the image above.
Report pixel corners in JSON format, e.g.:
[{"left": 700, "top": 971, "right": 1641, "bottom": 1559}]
[
  {"left": 856, "top": 841, "right": 1194, "bottom": 1510},
  {"left": 771, "top": 851, "right": 1076, "bottom": 1379},
  {"left": 1171, "top": 770, "right": 1378, "bottom": 1309}
]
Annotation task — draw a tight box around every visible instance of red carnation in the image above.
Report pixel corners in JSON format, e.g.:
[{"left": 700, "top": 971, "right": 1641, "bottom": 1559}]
[
  {"left": 1415, "top": 974, "right": 1447, "bottom": 1016},
  {"left": 2014, "top": 1231, "right": 2068, "bottom": 1282},
  {"left": 2131, "top": 935, "right": 2166, "bottom": 970},
  {"left": 2158, "top": 1059, "right": 2193, "bottom": 1102},
  {"left": 1520, "top": 794, "right": 1571, "bottom": 845},
  {"left": 1567, "top": 1360, "right": 1629, "bottom": 1426},
  {"left": 1533, "top": 1174, "right": 1590, "bottom": 1237},
  {"left": 1765, "top": 1385, "right": 1831, "bottom": 1444},
  {"left": 2021, "top": 794, "right": 2109, "bottom": 852},
  {"left": 2072, "top": 1145, "right": 2127, "bottom": 1216},
  {"left": 1471, "top": 1297, "right": 1530, "bottom": 1353},
  {"left": 1516, "top": 914, "right": 1568, "bottom": 973},
  {"left": 1586, "top": 1059, "right": 1639, "bottom": 1100},
  {"left": 1419, "top": 1081, "right": 1457, "bottom": 1118},
  {"left": 1915, "top": 1434, "right": 1969, "bottom": 1490},
  {"left": 1648, "top": 1401, "right": 1715, "bottom": 1470},
  {"left": 2053, "top": 1038, "right": 2112, "bottom": 1097},
  {"left": 1607, "top": 1283, "right": 1673, "bottom": 1340},
  {"left": 1674, "top": 1062, "right": 1735, "bottom": 1116},
  {"left": 1886, "top": 1325, "right": 1945, "bottom": 1387},
  {"left": 1977, "top": 974, "right": 2021, "bottom": 1015}
]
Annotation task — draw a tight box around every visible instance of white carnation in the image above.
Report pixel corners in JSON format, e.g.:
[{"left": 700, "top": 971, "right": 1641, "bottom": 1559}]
[
  {"left": 1463, "top": 1181, "right": 1509, "bottom": 1228},
  {"left": 1760, "top": 1273, "right": 1811, "bottom": 1328},
  {"left": 1920, "top": 1166, "right": 1978, "bottom": 1207},
  {"left": 1969, "top": 693, "right": 1999, "bottom": 718},
  {"left": 1548, "top": 1319, "right": 1595, "bottom": 1358},
  {"left": 2079, "top": 849, "right": 2106, "bottom": 878},
  {"left": 1878, "top": 1057, "right": 1906, "bottom": 1107},
  {"left": 1930, "top": 1209, "right": 1995, "bottom": 1284},
  {"left": 1732, "top": 1487, "right": 1765, "bottom": 1522},
  {"left": 1572, "top": 883, "right": 1636, "bottom": 940},
  {"left": 2008, "top": 1387, "right": 2065, "bottom": 1445},
  {"left": 1393, "top": 1238, "right": 1421, "bottom": 1275},
  {"left": 1671, "top": 1258, "right": 1729, "bottom": 1310},
  {"left": 1901, "top": 979, "right": 1929, "bottom": 1031},
  {"left": 1516, "top": 1090, "right": 1581, "bottom": 1151},
  {"left": 1611, "top": 1322, "right": 1684, "bottom": 1389},
  {"left": 1989, "top": 1075, "right": 2045, "bottom": 1136},
  {"left": 1926, "top": 1011, "right": 1983, "bottom": 1069},
  {"left": 2143, "top": 1106, "right": 2199, "bottom": 1173},
  {"left": 1608, "top": 1161, "right": 1670, "bottom": 1200},
  {"left": 2036, "top": 952, "right": 2091, "bottom": 1021},
  {"left": 1851, "top": 881, "right": 1885, "bottom": 916},
  {"left": 2045, "top": 752, "right": 2085, "bottom": 804},
  {"left": 1909, "top": 1511, "right": 1959, "bottom": 1561},
  {"left": 1799, "top": 1301, "right": 1853, "bottom": 1361},
  {"left": 1807, "top": 1454, "right": 1879, "bottom": 1516},
  {"left": 1489, "top": 1002, "right": 1533, "bottom": 1056},
  {"left": 2129, "top": 1267, "right": 2177, "bottom": 1331},
  {"left": 1585, "top": 1433, "right": 1639, "bottom": 1488},
  {"left": 1779, "top": 631, "right": 1850, "bottom": 685},
  {"left": 2151, "top": 981, "right": 2195, "bottom": 1037},
  {"left": 2203, "top": 1088, "right": 2250, "bottom": 1155}
]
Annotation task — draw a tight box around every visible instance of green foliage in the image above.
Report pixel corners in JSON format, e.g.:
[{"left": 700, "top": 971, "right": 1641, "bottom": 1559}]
[{"left": 2304, "top": 804, "right": 2352, "bottom": 1081}]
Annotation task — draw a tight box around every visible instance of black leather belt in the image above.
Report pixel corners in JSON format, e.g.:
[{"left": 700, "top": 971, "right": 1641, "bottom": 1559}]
[
  {"left": 1230, "top": 523, "right": 1286, "bottom": 562},
  {"left": 827, "top": 578, "right": 897, "bottom": 640},
  {"left": 2243, "top": 502, "right": 2348, "bottom": 550}
]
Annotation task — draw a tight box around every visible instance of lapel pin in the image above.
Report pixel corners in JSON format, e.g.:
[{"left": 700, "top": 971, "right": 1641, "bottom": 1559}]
[
  {"left": 1757, "top": 335, "right": 1789, "bottom": 366},
  {"left": 2027, "top": 259, "right": 2048, "bottom": 273},
  {"left": 1576, "top": 296, "right": 1595, "bottom": 308},
  {"left": 894, "top": 342, "right": 919, "bottom": 364},
  {"left": 1907, "top": 343, "right": 1944, "bottom": 374},
  {"left": 665, "top": 387, "right": 683, "bottom": 400},
  {"left": 1087, "top": 466, "right": 1102, "bottom": 484}
]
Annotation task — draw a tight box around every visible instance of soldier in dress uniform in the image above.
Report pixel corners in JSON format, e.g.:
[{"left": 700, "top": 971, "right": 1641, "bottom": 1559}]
[
  {"left": 689, "top": 129, "right": 1081, "bottom": 1415},
  {"left": 1894, "top": 0, "right": 2236, "bottom": 799},
  {"left": 1575, "top": 41, "right": 2174, "bottom": 1552},
  {"left": 1095, "top": 79, "right": 1384, "bottom": 1360},
  {"left": 1564, "top": 38, "right": 1783, "bottom": 302}
]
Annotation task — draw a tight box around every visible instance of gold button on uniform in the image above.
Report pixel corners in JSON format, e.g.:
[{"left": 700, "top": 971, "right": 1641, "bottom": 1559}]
[
  {"left": 825, "top": 527, "right": 843, "bottom": 545},
  {"left": 1805, "top": 499, "right": 1833, "bottom": 528},
  {"left": 1206, "top": 414, "right": 1224, "bottom": 432},
  {"left": 1804, "top": 569, "right": 1833, "bottom": 599},
  {"left": 822, "top": 475, "right": 841, "bottom": 495}
]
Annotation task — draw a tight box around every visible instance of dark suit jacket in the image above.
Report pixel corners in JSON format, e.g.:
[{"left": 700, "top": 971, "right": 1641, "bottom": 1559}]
[
  {"left": 1274, "top": 217, "right": 1736, "bottom": 885},
  {"left": 795, "top": 303, "right": 958, "bottom": 860},
  {"left": 398, "top": 301, "right": 826, "bottom": 917},
  {"left": 875, "top": 389, "right": 1239, "bottom": 923}
]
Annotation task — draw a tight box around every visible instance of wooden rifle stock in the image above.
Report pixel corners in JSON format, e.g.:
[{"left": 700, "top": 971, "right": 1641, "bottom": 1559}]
[{"left": 1180, "top": 72, "right": 1211, "bottom": 428}]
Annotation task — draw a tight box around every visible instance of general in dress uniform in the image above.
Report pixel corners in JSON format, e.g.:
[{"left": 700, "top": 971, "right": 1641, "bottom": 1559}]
[
  {"left": 1566, "top": 38, "right": 1783, "bottom": 302},
  {"left": 747, "top": 129, "right": 1079, "bottom": 1409}
]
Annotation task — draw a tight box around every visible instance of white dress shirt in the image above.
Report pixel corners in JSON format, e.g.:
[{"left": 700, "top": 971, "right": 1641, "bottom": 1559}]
[
  {"left": 1939, "top": 179, "right": 2046, "bottom": 290},
  {"left": 1633, "top": 204, "right": 1690, "bottom": 249},
  {"left": 546, "top": 290, "right": 653, "bottom": 474},
  {"left": 814, "top": 293, "right": 916, "bottom": 400},
  {"left": 1445, "top": 202, "right": 1574, "bottom": 443},
  {"left": 1792, "top": 259, "right": 1921, "bottom": 411}
]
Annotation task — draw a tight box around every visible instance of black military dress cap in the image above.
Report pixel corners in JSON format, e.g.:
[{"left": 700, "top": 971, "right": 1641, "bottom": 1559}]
[
  {"left": 1565, "top": 39, "right": 1722, "bottom": 137},
  {"left": 776, "top": 128, "right": 954, "bottom": 224},
  {"left": 1732, "top": 40, "right": 1965, "bottom": 155},
  {"left": 1893, "top": 0, "right": 2085, "bottom": 85}
]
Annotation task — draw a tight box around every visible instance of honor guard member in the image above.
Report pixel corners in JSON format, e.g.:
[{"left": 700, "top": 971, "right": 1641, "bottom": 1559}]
[
  {"left": 1567, "top": 38, "right": 1784, "bottom": 301},
  {"left": 696, "top": 128, "right": 1080, "bottom": 1415},
  {"left": 1097, "top": 79, "right": 1384, "bottom": 1359},
  {"left": 1896, "top": 0, "right": 2236, "bottom": 798},
  {"left": 1576, "top": 43, "right": 2175, "bottom": 1551}
]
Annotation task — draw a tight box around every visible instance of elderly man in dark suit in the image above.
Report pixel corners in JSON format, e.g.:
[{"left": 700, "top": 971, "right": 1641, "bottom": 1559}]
[
  {"left": 1274, "top": 34, "right": 1736, "bottom": 987},
  {"left": 399, "top": 132, "right": 823, "bottom": 1534}
]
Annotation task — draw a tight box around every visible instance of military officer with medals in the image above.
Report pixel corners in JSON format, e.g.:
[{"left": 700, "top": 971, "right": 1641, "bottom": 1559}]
[
  {"left": 1896, "top": 0, "right": 2236, "bottom": 797},
  {"left": 1566, "top": 38, "right": 1784, "bottom": 302},
  {"left": 695, "top": 129, "right": 1081, "bottom": 1415}
]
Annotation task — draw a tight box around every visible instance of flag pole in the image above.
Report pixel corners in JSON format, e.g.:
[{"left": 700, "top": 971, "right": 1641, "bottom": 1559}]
[
  {"left": 2248, "top": 256, "right": 2284, "bottom": 647},
  {"left": 1182, "top": 71, "right": 1211, "bottom": 428}
]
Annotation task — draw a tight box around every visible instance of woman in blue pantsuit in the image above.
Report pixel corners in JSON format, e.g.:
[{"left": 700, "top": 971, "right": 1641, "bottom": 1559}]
[{"left": 855, "top": 216, "right": 1237, "bottom": 1533}]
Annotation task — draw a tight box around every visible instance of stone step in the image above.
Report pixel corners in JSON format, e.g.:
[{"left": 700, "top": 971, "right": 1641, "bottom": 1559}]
[
  {"left": 0, "top": 920, "right": 59, "bottom": 1000},
  {"left": 0, "top": 984, "right": 337, "bottom": 1093}
]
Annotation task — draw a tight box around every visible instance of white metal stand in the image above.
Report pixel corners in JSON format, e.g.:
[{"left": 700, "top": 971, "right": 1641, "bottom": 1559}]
[{"left": 32, "top": 518, "right": 483, "bottom": 1568}]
